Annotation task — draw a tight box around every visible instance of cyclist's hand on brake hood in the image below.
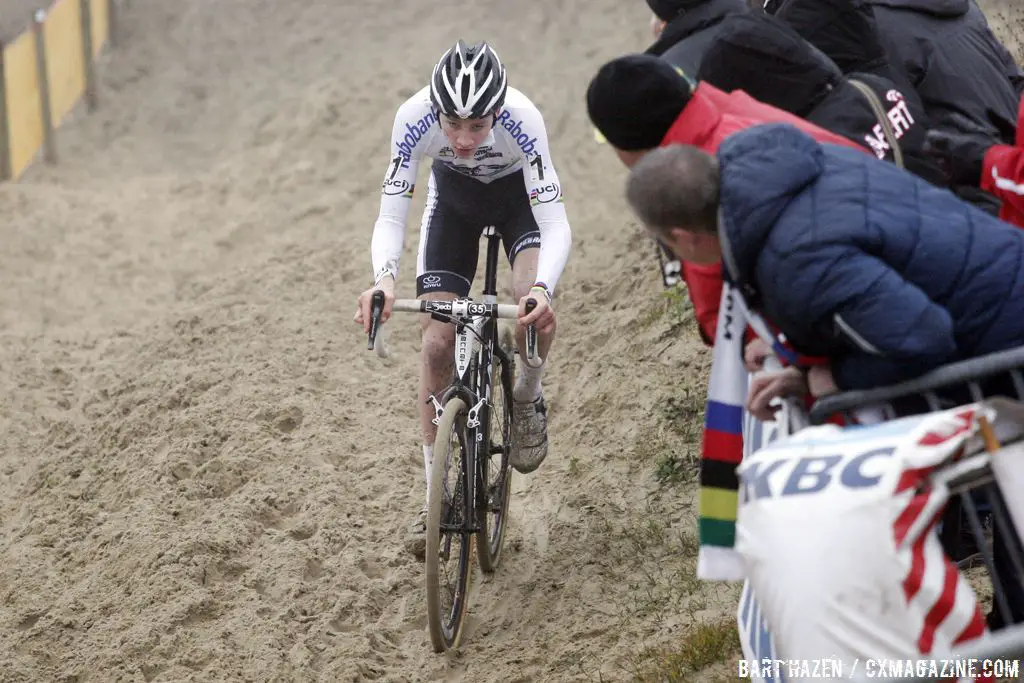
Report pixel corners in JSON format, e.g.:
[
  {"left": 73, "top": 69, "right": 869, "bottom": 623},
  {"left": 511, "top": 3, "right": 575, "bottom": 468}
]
[
  {"left": 354, "top": 276, "right": 395, "bottom": 334},
  {"left": 518, "top": 286, "right": 555, "bottom": 336}
]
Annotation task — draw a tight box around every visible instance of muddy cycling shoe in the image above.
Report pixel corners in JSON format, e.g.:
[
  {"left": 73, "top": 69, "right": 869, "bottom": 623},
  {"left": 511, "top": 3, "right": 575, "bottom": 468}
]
[
  {"left": 510, "top": 395, "right": 548, "bottom": 474},
  {"left": 404, "top": 506, "right": 428, "bottom": 560}
]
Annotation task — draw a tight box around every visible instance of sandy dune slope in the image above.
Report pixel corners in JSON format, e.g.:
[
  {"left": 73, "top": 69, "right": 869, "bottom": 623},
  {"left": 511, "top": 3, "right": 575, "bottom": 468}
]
[{"left": 0, "top": 0, "right": 1020, "bottom": 681}]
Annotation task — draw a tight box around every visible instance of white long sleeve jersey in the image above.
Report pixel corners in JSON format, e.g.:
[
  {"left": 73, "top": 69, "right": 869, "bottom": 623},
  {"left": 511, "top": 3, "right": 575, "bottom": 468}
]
[{"left": 370, "top": 86, "right": 572, "bottom": 293}]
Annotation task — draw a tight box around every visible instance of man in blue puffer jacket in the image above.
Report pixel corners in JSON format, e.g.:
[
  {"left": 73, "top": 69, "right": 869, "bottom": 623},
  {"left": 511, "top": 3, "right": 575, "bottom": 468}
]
[
  {"left": 625, "top": 123, "right": 1024, "bottom": 627},
  {"left": 626, "top": 123, "right": 1024, "bottom": 393}
]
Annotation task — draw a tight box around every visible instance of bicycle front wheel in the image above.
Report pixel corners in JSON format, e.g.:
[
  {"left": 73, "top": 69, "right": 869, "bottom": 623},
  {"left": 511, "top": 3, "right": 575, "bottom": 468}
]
[
  {"left": 477, "top": 322, "right": 515, "bottom": 573},
  {"left": 425, "top": 397, "right": 474, "bottom": 652}
]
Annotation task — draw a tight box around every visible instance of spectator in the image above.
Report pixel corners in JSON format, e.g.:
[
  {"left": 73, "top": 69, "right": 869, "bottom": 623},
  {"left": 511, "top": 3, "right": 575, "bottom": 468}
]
[
  {"left": 696, "top": 12, "right": 947, "bottom": 187},
  {"left": 767, "top": 0, "right": 1024, "bottom": 146},
  {"left": 585, "top": 54, "right": 867, "bottom": 345},
  {"left": 644, "top": 0, "right": 748, "bottom": 75},
  {"left": 643, "top": 0, "right": 750, "bottom": 284},
  {"left": 625, "top": 126, "right": 1024, "bottom": 393},
  {"left": 773, "top": 0, "right": 914, "bottom": 92}
]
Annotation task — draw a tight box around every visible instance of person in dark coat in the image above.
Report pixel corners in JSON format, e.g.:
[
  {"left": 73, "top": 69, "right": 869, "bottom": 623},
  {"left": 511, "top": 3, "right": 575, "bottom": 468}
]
[
  {"left": 696, "top": 12, "right": 947, "bottom": 187},
  {"left": 644, "top": 0, "right": 749, "bottom": 76},
  {"left": 768, "top": 0, "right": 1024, "bottom": 145},
  {"left": 772, "top": 0, "right": 917, "bottom": 102},
  {"left": 771, "top": 0, "right": 1019, "bottom": 212}
]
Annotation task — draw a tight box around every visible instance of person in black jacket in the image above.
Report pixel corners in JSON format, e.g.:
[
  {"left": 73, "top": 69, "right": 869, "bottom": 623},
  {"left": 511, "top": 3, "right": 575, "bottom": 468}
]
[
  {"left": 773, "top": 0, "right": 917, "bottom": 99},
  {"left": 770, "top": 0, "right": 1019, "bottom": 207},
  {"left": 696, "top": 12, "right": 948, "bottom": 188},
  {"left": 767, "top": 0, "right": 1024, "bottom": 145},
  {"left": 644, "top": 0, "right": 749, "bottom": 76}
]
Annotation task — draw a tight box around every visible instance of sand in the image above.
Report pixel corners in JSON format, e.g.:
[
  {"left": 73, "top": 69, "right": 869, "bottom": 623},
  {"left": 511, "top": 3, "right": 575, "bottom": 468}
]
[{"left": 0, "top": 1, "right": 1020, "bottom": 681}]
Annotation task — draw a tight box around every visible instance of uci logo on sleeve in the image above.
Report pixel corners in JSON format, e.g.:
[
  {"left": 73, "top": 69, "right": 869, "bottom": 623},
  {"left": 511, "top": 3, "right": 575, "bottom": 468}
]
[
  {"left": 382, "top": 178, "right": 414, "bottom": 197},
  {"left": 529, "top": 183, "right": 562, "bottom": 206}
]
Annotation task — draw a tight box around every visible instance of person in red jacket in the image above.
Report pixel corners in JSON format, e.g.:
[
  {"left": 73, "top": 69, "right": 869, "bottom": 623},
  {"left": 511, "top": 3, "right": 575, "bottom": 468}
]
[
  {"left": 925, "top": 96, "right": 1024, "bottom": 230},
  {"left": 585, "top": 53, "right": 871, "bottom": 345}
]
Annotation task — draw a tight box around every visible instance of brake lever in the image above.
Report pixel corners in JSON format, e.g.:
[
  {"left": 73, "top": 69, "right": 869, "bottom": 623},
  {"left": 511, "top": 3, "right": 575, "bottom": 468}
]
[
  {"left": 367, "top": 290, "right": 385, "bottom": 351},
  {"left": 524, "top": 298, "right": 541, "bottom": 367}
]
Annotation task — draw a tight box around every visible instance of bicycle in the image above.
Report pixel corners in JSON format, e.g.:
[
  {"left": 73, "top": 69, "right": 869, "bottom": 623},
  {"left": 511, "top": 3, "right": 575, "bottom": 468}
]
[{"left": 365, "top": 225, "right": 542, "bottom": 653}]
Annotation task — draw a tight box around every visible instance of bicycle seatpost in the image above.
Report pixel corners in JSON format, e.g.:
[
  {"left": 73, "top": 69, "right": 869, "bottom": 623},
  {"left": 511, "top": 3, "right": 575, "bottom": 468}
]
[
  {"left": 524, "top": 298, "right": 540, "bottom": 367},
  {"left": 367, "top": 289, "right": 385, "bottom": 351}
]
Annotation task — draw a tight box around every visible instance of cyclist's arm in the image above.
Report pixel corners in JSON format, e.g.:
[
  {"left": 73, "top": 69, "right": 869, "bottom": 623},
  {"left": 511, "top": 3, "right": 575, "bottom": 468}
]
[
  {"left": 370, "top": 99, "right": 427, "bottom": 285},
  {"left": 516, "top": 106, "right": 572, "bottom": 294}
]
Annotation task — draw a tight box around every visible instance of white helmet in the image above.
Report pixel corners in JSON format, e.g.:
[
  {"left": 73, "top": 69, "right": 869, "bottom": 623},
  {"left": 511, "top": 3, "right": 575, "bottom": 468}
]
[{"left": 429, "top": 40, "right": 508, "bottom": 120}]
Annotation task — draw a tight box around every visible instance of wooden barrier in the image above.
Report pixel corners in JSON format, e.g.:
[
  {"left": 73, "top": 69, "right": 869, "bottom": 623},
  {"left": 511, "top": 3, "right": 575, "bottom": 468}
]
[
  {"left": 4, "top": 28, "right": 45, "bottom": 179},
  {"left": 44, "top": 0, "right": 86, "bottom": 128},
  {"left": 0, "top": 0, "right": 114, "bottom": 181}
]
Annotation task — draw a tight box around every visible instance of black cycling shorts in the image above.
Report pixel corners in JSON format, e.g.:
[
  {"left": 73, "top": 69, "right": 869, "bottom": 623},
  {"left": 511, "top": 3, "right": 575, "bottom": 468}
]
[{"left": 415, "top": 159, "right": 541, "bottom": 297}]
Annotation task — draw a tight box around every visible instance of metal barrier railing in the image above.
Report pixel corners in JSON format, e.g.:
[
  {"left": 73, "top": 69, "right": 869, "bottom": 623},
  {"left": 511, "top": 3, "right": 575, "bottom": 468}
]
[
  {"left": 807, "top": 347, "right": 1024, "bottom": 426},
  {"left": 786, "top": 347, "right": 1024, "bottom": 678}
]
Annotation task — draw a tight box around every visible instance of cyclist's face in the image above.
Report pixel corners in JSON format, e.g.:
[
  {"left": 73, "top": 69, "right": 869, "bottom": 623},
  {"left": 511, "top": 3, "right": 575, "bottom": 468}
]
[{"left": 440, "top": 114, "right": 494, "bottom": 157}]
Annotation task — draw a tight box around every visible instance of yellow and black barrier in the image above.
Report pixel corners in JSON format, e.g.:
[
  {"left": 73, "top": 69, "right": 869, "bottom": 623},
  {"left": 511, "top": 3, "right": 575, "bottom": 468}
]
[{"left": 0, "top": 0, "right": 115, "bottom": 181}]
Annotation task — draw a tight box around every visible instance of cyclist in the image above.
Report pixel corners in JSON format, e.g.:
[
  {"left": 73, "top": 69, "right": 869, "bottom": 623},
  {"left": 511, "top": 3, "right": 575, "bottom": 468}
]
[{"left": 354, "top": 40, "right": 572, "bottom": 557}]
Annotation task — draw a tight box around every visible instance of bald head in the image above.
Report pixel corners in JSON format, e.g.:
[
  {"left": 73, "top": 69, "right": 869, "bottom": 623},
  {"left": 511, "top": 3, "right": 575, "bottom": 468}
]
[{"left": 625, "top": 144, "right": 720, "bottom": 237}]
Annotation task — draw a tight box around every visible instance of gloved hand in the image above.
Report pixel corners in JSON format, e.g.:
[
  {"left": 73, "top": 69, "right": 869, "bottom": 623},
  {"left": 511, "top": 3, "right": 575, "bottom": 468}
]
[{"left": 923, "top": 128, "right": 995, "bottom": 187}]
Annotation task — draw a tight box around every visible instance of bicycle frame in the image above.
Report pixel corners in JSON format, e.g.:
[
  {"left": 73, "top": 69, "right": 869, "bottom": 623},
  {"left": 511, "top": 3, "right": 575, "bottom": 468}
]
[
  {"left": 427, "top": 227, "right": 517, "bottom": 535},
  {"left": 367, "top": 225, "right": 526, "bottom": 535},
  {"left": 365, "top": 226, "right": 533, "bottom": 652}
]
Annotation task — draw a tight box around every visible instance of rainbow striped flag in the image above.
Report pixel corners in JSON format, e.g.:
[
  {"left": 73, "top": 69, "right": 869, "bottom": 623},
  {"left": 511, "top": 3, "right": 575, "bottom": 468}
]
[{"left": 697, "top": 283, "right": 750, "bottom": 581}]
